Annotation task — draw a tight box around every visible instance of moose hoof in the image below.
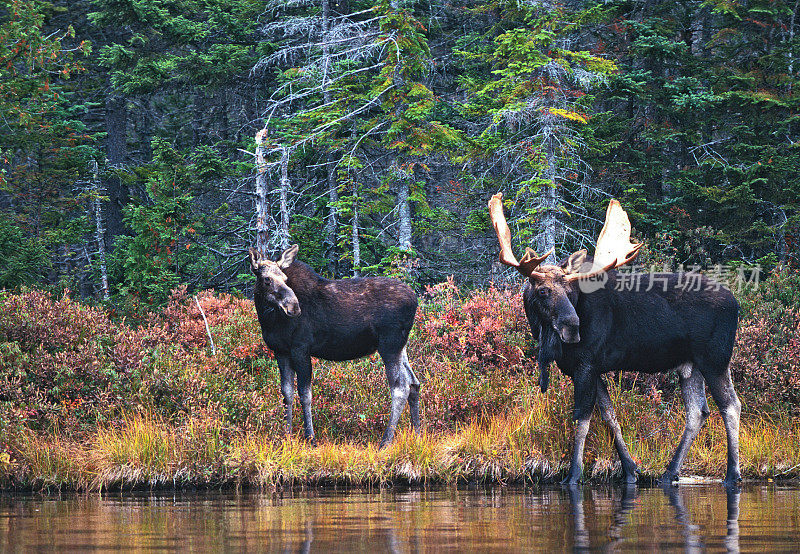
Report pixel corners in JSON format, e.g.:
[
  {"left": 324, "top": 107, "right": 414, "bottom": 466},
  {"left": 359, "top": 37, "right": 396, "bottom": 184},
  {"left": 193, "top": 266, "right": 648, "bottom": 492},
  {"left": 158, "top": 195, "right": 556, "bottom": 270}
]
[
  {"left": 658, "top": 471, "right": 678, "bottom": 486},
  {"left": 722, "top": 474, "right": 742, "bottom": 488}
]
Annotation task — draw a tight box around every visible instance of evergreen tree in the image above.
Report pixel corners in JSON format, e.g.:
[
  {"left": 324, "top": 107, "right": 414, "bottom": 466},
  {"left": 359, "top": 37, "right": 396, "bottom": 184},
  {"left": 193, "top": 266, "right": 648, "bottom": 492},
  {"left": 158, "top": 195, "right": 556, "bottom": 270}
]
[
  {"left": 460, "top": 2, "right": 616, "bottom": 265},
  {"left": 0, "top": 0, "right": 94, "bottom": 291}
]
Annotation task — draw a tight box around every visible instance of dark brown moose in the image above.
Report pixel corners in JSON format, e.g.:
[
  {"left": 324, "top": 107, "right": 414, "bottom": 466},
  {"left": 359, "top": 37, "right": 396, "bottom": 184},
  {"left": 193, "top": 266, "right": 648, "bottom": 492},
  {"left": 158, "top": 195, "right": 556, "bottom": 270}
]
[
  {"left": 249, "top": 245, "right": 421, "bottom": 447},
  {"left": 488, "top": 194, "right": 741, "bottom": 486}
]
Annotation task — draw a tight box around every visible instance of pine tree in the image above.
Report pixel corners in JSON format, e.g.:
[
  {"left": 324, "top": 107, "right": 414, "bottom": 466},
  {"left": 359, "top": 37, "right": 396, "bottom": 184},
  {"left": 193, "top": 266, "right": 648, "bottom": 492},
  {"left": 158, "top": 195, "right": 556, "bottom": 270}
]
[
  {"left": 461, "top": 2, "right": 616, "bottom": 265},
  {"left": 0, "top": 0, "right": 95, "bottom": 290}
]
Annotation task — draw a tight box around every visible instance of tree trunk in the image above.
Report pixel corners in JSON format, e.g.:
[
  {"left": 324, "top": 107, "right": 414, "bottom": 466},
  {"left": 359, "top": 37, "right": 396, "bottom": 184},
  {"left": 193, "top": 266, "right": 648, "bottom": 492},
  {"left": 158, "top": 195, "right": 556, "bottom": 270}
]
[
  {"left": 790, "top": 1, "right": 799, "bottom": 75},
  {"left": 104, "top": 94, "right": 128, "bottom": 247},
  {"left": 351, "top": 179, "right": 361, "bottom": 277},
  {"left": 395, "top": 165, "right": 413, "bottom": 250},
  {"left": 89, "top": 160, "right": 110, "bottom": 301},
  {"left": 539, "top": 123, "right": 558, "bottom": 264},
  {"left": 279, "top": 147, "right": 291, "bottom": 249},
  {"left": 254, "top": 129, "right": 270, "bottom": 253},
  {"left": 325, "top": 154, "right": 339, "bottom": 273},
  {"left": 322, "top": 0, "right": 339, "bottom": 274}
]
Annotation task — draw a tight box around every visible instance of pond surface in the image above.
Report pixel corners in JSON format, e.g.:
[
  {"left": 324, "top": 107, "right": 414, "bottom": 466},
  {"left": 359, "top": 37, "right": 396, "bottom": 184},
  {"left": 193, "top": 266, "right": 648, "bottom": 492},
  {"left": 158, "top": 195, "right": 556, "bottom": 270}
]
[{"left": 1, "top": 484, "right": 800, "bottom": 552}]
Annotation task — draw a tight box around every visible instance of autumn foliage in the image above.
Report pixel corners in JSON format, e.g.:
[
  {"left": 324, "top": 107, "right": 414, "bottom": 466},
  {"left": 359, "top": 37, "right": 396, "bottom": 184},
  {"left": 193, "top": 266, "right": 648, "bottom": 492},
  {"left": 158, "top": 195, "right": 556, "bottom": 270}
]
[{"left": 1, "top": 269, "right": 799, "bottom": 488}]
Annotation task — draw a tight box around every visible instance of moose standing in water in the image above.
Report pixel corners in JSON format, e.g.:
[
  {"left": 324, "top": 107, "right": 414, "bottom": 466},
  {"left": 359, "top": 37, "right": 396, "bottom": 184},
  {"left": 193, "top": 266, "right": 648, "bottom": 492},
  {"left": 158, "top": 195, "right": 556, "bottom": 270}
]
[
  {"left": 249, "top": 245, "right": 421, "bottom": 447},
  {"left": 488, "top": 194, "right": 741, "bottom": 486}
]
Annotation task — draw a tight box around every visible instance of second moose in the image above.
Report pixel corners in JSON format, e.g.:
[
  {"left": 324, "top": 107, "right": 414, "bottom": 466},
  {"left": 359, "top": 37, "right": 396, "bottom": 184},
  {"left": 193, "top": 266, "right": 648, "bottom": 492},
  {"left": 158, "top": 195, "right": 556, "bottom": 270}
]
[
  {"left": 488, "top": 193, "right": 741, "bottom": 486},
  {"left": 249, "top": 245, "right": 421, "bottom": 447}
]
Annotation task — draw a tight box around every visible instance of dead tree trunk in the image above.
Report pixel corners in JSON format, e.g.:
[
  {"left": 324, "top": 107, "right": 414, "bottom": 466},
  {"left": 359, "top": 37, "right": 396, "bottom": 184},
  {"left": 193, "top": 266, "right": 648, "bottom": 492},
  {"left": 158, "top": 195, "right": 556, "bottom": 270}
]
[
  {"left": 89, "top": 160, "right": 110, "bottom": 301},
  {"left": 396, "top": 179, "right": 413, "bottom": 251},
  {"left": 255, "top": 129, "right": 270, "bottom": 254},
  {"left": 279, "top": 147, "right": 291, "bottom": 249},
  {"left": 542, "top": 143, "right": 558, "bottom": 264},
  {"left": 391, "top": 161, "right": 413, "bottom": 251},
  {"left": 322, "top": 0, "right": 339, "bottom": 273},
  {"left": 351, "top": 179, "right": 361, "bottom": 277}
]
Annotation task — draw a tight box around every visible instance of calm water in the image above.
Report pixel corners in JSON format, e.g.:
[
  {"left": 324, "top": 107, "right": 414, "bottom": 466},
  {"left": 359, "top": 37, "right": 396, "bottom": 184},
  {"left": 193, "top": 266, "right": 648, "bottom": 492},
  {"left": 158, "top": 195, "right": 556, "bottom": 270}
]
[{"left": 2, "top": 485, "right": 800, "bottom": 552}]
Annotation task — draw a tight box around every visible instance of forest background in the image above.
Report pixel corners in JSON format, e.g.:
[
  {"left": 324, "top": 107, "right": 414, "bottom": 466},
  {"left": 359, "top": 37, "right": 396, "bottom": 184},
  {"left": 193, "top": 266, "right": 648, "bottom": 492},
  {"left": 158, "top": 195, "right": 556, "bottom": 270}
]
[
  {"left": 1, "top": 0, "right": 800, "bottom": 488},
  {"left": 3, "top": 0, "right": 799, "bottom": 298}
]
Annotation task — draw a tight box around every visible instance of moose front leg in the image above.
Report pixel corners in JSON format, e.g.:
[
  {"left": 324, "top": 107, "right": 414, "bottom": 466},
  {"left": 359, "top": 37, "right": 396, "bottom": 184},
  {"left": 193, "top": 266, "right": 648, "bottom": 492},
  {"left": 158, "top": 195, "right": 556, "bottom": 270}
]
[
  {"left": 292, "top": 353, "right": 317, "bottom": 446},
  {"left": 276, "top": 355, "right": 294, "bottom": 435},
  {"left": 563, "top": 370, "right": 597, "bottom": 485},
  {"left": 596, "top": 377, "right": 638, "bottom": 484}
]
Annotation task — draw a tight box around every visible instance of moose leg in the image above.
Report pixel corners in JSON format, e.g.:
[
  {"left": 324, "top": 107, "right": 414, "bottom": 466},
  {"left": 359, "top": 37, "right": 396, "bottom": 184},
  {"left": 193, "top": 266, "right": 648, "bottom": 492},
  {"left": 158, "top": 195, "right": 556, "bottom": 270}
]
[
  {"left": 661, "top": 364, "right": 710, "bottom": 484},
  {"left": 293, "top": 353, "right": 317, "bottom": 446},
  {"left": 277, "top": 355, "right": 295, "bottom": 435},
  {"left": 563, "top": 371, "right": 597, "bottom": 485},
  {"left": 596, "top": 377, "right": 638, "bottom": 484},
  {"left": 402, "top": 348, "right": 421, "bottom": 433},
  {"left": 379, "top": 348, "right": 412, "bottom": 448},
  {"left": 705, "top": 368, "right": 742, "bottom": 486}
]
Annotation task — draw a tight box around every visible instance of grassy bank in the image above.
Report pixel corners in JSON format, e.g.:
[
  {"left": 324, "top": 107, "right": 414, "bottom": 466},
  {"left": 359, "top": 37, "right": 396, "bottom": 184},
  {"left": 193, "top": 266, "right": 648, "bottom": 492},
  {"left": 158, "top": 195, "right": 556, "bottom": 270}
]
[
  {"left": 4, "top": 402, "right": 800, "bottom": 491},
  {"left": 2, "top": 271, "right": 800, "bottom": 490}
]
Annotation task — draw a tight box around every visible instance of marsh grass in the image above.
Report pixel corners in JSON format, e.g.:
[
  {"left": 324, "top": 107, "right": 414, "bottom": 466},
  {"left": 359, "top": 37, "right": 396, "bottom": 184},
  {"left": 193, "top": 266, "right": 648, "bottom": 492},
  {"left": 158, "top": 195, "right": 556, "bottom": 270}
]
[
  {"left": 2, "top": 404, "right": 800, "bottom": 490},
  {"left": 7, "top": 433, "right": 84, "bottom": 489}
]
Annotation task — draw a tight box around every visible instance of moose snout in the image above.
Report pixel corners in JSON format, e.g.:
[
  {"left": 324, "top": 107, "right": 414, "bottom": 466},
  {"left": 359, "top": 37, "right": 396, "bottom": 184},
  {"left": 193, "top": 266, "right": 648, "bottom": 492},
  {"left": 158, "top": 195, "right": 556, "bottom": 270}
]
[
  {"left": 281, "top": 301, "right": 301, "bottom": 318},
  {"left": 555, "top": 318, "right": 581, "bottom": 344}
]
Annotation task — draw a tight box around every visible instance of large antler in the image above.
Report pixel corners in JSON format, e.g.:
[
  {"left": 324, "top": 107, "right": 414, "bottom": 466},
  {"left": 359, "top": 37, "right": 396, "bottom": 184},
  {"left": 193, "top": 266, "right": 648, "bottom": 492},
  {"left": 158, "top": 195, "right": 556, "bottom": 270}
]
[
  {"left": 564, "top": 199, "right": 642, "bottom": 281},
  {"left": 488, "top": 193, "right": 553, "bottom": 277}
]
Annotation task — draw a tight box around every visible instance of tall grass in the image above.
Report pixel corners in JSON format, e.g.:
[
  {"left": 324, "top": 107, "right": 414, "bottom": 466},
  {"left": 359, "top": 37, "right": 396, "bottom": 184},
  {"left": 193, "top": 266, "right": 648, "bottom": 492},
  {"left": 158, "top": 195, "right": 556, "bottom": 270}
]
[{"left": 3, "top": 406, "right": 798, "bottom": 491}]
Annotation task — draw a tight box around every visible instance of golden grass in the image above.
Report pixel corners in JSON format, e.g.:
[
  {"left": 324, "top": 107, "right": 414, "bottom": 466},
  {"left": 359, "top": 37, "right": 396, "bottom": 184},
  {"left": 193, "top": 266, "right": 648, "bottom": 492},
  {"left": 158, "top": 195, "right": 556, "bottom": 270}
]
[{"left": 2, "top": 407, "right": 799, "bottom": 491}]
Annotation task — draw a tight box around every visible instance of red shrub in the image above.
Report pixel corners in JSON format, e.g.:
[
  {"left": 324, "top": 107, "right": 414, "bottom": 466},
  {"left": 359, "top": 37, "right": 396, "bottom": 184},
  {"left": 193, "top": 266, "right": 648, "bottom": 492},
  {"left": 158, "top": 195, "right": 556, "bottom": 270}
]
[{"left": 412, "top": 277, "right": 534, "bottom": 373}]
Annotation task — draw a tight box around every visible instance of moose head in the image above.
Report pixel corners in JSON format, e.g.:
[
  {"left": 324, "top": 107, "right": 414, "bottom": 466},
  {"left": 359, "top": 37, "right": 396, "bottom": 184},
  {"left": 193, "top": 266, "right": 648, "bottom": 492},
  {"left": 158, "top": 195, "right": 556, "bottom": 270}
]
[
  {"left": 248, "top": 245, "right": 302, "bottom": 317},
  {"left": 488, "top": 193, "right": 642, "bottom": 345}
]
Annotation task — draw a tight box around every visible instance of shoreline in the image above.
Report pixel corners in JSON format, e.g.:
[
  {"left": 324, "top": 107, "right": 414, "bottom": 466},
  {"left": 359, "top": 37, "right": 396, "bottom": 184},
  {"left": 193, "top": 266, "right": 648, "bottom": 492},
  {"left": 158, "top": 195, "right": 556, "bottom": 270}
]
[
  {"left": 3, "top": 281, "right": 800, "bottom": 495},
  {"left": 3, "top": 412, "right": 799, "bottom": 493},
  {"left": 3, "top": 473, "right": 798, "bottom": 494}
]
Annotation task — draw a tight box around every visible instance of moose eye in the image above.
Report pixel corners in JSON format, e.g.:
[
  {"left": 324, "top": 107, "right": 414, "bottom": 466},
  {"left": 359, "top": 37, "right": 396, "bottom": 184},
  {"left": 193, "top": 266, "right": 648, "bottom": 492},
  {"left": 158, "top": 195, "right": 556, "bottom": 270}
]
[{"left": 537, "top": 287, "right": 549, "bottom": 298}]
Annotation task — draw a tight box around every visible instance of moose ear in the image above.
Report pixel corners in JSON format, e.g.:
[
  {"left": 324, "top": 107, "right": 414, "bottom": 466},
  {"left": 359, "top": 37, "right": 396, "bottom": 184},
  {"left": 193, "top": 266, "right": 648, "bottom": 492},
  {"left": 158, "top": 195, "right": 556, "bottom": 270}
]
[
  {"left": 565, "top": 249, "right": 588, "bottom": 275},
  {"left": 248, "top": 247, "right": 261, "bottom": 273},
  {"left": 277, "top": 244, "right": 299, "bottom": 269}
]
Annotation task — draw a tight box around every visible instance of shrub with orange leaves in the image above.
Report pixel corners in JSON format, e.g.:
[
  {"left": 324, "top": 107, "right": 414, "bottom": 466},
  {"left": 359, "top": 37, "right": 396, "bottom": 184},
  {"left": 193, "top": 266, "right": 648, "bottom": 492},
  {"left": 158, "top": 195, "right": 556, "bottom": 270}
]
[{"left": 730, "top": 267, "right": 800, "bottom": 414}]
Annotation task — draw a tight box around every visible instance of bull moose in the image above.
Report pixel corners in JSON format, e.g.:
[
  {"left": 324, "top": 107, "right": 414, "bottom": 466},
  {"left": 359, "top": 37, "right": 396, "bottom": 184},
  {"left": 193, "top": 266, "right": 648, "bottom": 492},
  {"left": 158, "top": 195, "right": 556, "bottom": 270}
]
[
  {"left": 488, "top": 194, "right": 741, "bottom": 486},
  {"left": 249, "top": 245, "right": 421, "bottom": 447}
]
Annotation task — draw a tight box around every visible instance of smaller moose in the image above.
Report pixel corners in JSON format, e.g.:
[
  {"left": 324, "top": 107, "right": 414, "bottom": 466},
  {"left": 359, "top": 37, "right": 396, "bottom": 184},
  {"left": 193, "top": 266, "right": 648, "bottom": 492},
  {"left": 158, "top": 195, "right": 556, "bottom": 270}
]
[{"left": 249, "top": 245, "right": 421, "bottom": 447}]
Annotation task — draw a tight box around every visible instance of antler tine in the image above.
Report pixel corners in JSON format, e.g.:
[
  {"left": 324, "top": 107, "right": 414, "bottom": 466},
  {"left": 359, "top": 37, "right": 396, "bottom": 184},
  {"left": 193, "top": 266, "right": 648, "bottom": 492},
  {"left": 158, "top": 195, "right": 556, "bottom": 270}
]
[
  {"left": 565, "top": 199, "right": 642, "bottom": 282},
  {"left": 488, "top": 193, "right": 549, "bottom": 278},
  {"left": 488, "top": 193, "right": 520, "bottom": 269},
  {"left": 519, "top": 247, "right": 554, "bottom": 275}
]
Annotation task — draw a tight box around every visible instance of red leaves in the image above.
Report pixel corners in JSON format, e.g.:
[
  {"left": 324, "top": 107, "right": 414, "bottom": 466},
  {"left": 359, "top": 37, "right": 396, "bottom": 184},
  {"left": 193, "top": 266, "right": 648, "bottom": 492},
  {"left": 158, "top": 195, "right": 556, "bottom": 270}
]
[{"left": 412, "top": 277, "right": 531, "bottom": 372}]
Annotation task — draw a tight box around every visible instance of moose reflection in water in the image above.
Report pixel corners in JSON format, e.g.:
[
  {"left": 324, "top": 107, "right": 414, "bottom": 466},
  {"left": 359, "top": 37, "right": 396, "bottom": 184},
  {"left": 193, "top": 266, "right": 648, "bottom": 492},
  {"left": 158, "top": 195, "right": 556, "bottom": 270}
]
[
  {"left": 249, "top": 245, "right": 421, "bottom": 447},
  {"left": 565, "top": 484, "right": 741, "bottom": 552},
  {"left": 488, "top": 194, "right": 742, "bottom": 486},
  {"left": 5, "top": 486, "right": 797, "bottom": 552}
]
